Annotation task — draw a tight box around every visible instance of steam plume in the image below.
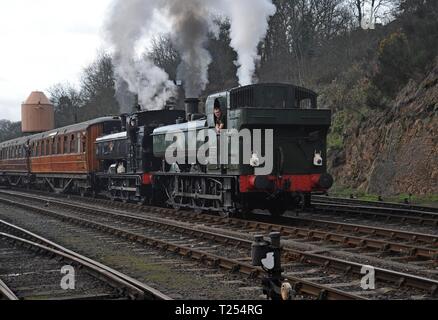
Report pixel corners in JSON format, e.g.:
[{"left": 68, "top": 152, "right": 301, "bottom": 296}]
[
  {"left": 105, "top": 0, "right": 175, "bottom": 111},
  {"left": 105, "top": 0, "right": 276, "bottom": 111},
  {"left": 167, "top": 1, "right": 212, "bottom": 97},
  {"left": 219, "top": 0, "right": 276, "bottom": 86}
]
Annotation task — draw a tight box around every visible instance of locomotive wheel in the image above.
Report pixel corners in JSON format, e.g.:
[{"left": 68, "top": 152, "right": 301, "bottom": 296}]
[
  {"left": 303, "top": 193, "right": 312, "bottom": 209},
  {"left": 109, "top": 190, "right": 116, "bottom": 202},
  {"left": 219, "top": 210, "right": 230, "bottom": 218},
  {"left": 193, "top": 179, "right": 206, "bottom": 214},
  {"left": 268, "top": 206, "right": 287, "bottom": 217},
  {"left": 268, "top": 199, "right": 289, "bottom": 217},
  {"left": 121, "top": 191, "right": 129, "bottom": 203}
]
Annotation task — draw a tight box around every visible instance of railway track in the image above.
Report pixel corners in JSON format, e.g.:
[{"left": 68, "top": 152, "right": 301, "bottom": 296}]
[
  {"left": 1, "top": 189, "right": 438, "bottom": 299},
  {"left": 312, "top": 196, "right": 438, "bottom": 226},
  {"left": 0, "top": 219, "right": 170, "bottom": 301},
  {"left": 0, "top": 190, "right": 361, "bottom": 300},
  {"left": 313, "top": 195, "right": 438, "bottom": 213}
]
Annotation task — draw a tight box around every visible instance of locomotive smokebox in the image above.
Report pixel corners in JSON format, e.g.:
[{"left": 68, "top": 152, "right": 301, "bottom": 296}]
[{"left": 184, "top": 98, "right": 199, "bottom": 121}]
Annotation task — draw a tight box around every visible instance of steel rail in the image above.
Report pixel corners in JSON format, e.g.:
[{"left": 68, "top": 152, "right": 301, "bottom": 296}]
[
  {"left": 3, "top": 190, "right": 437, "bottom": 261},
  {"left": 313, "top": 195, "right": 438, "bottom": 214},
  {"left": 0, "top": 194, "right": 363, "bottom": 300},
  {"left": 3, "top": 191, "right": 438, "bottom": 298},
  {"left": 0, "top": 221, "right": 170, "bottom": 301},
  {"left": 312, "top": 203, "right": 438, "bottom": 226},
  {"left": 0, "top": 278, "right": 19, "bottom": 301}
]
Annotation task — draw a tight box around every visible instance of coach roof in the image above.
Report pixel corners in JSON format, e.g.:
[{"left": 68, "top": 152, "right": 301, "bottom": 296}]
[{"left": 0, "top": 116, "right": 119, "bottom": 148}]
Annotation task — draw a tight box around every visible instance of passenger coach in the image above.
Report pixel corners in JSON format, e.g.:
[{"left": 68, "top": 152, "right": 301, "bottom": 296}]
[{"left": 0, "top": 117, "right": 120, "bottom": 194}]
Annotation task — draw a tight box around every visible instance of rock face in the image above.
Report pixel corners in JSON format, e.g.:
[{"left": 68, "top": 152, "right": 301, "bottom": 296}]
[{"left": 330, "top": 61, "right": 438, "bottom": 196}]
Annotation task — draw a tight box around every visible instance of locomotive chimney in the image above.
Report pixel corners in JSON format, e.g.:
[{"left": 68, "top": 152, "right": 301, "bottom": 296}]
[{"left": 184, "top": 98, "right": 199, "bottom": 121}]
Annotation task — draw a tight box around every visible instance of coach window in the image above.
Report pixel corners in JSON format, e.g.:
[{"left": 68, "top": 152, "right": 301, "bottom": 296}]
[
  {"left": 82, "top": 135, "right": 86, "bottom": 153},
  {"left": 59, "top": 136, "right": 63, "bottom": 154},
  {"left": 64, "top": 136, "right": 69, "bottom": 154},
  {"left": 53, "top": 138, "right": 56, "bottom": 155},
  {"left": 57, "top": 137, "right": 62, "bottom": 155},
  {"left": 70, "top": 134, "right": 76, "bottom": 153}
]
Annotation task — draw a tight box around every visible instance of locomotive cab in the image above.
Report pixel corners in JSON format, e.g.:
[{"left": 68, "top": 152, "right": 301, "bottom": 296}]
[{"left": 224, "top": 83, "right": 333, "bottom": 213}]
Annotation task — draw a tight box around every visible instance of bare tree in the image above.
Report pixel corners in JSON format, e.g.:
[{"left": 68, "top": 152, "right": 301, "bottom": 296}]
[
  {"left": 80, "top": 52, "right": 119, "bottom": 120},
  {"left": 48, "top": 83, "right": 82, "bottom": 127},
  {"left": 259, "top": 0, "right": 352, "bottom": 84},
  {"left": 148, "top": 35, "right": 181, "bottom": 81},
  {"left": 347, "top": 0, "right": 398, "bottom": 28},
  {"left": 0, "top": 120, "right": 21, "bottom": 143}
]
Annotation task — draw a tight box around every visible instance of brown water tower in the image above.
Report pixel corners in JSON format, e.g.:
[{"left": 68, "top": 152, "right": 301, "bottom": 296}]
[{"left": 21, "top": 91, "right": 55, "bottom": 133}]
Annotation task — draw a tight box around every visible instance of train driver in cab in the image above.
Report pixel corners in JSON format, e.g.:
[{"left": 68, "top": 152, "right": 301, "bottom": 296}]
[{"left": 214, "top": 99, "right": 226, "bottom": 133}]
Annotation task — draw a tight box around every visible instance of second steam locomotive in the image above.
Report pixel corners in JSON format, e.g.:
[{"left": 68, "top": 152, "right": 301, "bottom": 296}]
[{"left": 0, "top": 83, "right": 333, "bottom": 216}]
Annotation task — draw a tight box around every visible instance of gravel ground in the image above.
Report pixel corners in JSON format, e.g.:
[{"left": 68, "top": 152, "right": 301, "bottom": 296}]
[
  {"left": 0, "top": 239, "right": 118, "bottom": 300},
  {"left": 0, "top": 202, "right": 267, "bottom": 300}
]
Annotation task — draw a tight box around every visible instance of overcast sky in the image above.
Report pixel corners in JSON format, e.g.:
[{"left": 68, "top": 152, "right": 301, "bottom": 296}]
[{"left": 0, "top": 0, "right": 112, "bottom": 121}]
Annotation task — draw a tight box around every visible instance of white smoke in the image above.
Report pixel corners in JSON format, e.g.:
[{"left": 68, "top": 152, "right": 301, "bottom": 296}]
[
  {"left": 105, "top": 0, "right": 276, "bottom": 111},
  {"left": 105, "top": 0, "right": 175, "bottom": 112},
  {"left": 218, "top": 0, "right": 277, "bottom": 86}
]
